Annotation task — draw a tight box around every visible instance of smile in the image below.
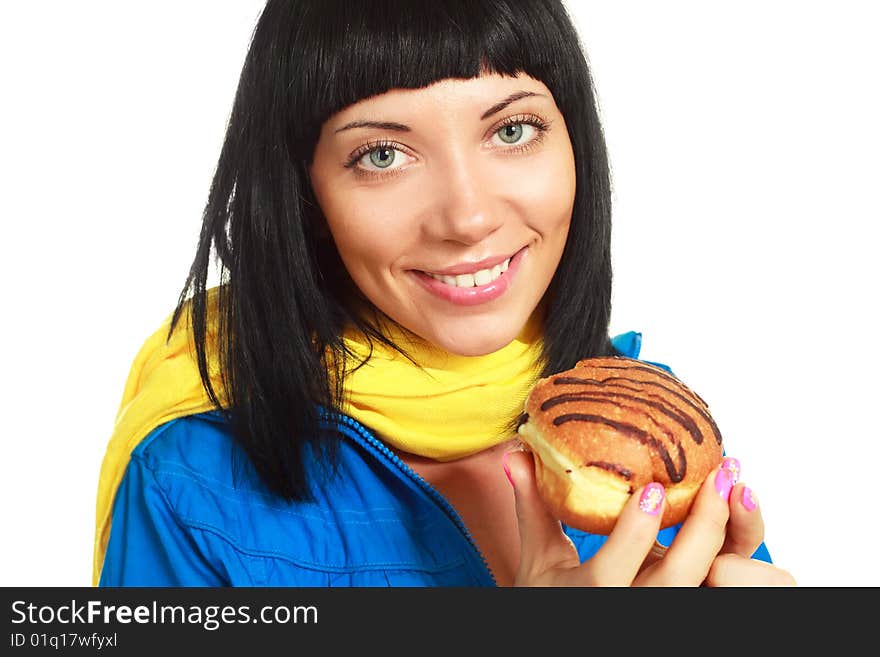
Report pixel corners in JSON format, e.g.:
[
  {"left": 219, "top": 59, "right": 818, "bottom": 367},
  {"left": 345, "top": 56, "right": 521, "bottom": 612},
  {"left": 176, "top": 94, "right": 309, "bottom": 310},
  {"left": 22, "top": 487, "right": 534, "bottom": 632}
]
[
  {"left": 423, "top": 257, "right": 510, "bottom": 288},
  {"left": 411, "top": 247, "right": 527, "bottom": 307}
]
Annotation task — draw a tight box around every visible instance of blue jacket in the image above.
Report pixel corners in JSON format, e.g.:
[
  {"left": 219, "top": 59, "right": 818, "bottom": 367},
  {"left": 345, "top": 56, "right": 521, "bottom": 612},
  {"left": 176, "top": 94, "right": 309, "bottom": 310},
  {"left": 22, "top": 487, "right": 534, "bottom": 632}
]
[{"left": 98, "top": 331, "right": 771, "bottom": 586}]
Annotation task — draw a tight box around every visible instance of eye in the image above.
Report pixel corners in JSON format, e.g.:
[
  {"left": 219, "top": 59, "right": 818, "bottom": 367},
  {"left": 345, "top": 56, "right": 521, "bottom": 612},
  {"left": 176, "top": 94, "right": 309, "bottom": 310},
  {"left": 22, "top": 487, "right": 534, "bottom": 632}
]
[
  {"left": 366, "top": 146, "right": 396, "bottom": 169},
  {"left": 345, "top": 139, "right": 412, "bottom": 177},
  {"left": 490, "top": 115, "right": 550, "bottom": 150},
  {"left": 495, "top": 123, "right": 529, "bottom": 144}
]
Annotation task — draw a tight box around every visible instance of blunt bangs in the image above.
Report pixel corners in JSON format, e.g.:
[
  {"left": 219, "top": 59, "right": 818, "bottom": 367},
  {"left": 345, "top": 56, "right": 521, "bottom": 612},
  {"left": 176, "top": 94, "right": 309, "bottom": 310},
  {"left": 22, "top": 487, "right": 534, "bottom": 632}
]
[{"left": 263, "top": 0, "right": 590, "bottom": 158}]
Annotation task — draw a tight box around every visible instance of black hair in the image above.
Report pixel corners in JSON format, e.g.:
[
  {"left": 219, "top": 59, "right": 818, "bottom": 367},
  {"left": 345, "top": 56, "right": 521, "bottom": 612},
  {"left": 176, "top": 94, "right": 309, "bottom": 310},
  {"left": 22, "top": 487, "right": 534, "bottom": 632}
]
[{"left": 170, "top": 0, "right": 614, "bottom": 501}]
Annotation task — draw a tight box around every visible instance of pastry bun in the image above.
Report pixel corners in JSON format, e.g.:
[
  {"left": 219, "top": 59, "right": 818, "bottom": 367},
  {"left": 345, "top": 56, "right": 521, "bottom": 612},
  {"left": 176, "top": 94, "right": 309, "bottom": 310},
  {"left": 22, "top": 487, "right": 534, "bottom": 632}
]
[{"left": 517, "top": 356, "right": 723, "bottom": 535}]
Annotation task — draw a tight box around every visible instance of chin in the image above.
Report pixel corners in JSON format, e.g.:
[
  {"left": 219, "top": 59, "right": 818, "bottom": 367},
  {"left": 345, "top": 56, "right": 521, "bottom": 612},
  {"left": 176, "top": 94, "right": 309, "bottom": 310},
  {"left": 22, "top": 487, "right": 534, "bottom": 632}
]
[
  {"left": 430, "top": 324, "right": 526, "bottom": 357},
  {"left": 445, "top": 342, "right": 506, "bottom": 357}
]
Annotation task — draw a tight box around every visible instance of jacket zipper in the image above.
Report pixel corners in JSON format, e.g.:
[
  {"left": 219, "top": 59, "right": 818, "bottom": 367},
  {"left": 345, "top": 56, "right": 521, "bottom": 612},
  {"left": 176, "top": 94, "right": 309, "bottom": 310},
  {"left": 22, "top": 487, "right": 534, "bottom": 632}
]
[{"left": 320, "top": 410, "right": 498, "bottom": 586}]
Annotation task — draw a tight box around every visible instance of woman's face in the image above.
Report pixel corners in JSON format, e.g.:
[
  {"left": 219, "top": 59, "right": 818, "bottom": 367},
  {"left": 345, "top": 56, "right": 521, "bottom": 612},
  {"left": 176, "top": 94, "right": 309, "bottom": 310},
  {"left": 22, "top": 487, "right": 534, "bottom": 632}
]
[{"left": 309, "top": 72, "right": 575, "bottom": 356}]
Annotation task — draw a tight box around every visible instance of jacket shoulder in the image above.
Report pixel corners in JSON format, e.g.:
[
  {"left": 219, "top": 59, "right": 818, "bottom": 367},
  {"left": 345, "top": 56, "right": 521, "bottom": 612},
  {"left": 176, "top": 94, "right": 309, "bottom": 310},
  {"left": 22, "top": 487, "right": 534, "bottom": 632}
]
[
  {"left": 132, "top": 411, "right": 259, "bottom": 494},
  {"left": 129, "top": 412, "right": 333, "bottom": 548},
  {"left": 124, "top": 412, "right": 469, "bottom": 582}
]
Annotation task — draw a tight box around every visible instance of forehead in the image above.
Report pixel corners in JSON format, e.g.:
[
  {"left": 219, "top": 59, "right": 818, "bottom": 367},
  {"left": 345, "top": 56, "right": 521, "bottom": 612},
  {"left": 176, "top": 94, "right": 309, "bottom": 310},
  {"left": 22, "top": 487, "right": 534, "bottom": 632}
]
[{"left": 325, "top": 73, "right": 554, "bottom": 129}]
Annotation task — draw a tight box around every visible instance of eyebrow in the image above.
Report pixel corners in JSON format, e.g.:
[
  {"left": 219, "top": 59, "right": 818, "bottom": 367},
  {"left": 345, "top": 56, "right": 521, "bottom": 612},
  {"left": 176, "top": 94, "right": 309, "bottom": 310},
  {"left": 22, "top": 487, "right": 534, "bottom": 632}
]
[
  {"left": 479, "top": 90, "right": 545, "bottom": 120},
  {"left": 333, "top": 90, "right": 546, "bottom": 134}
]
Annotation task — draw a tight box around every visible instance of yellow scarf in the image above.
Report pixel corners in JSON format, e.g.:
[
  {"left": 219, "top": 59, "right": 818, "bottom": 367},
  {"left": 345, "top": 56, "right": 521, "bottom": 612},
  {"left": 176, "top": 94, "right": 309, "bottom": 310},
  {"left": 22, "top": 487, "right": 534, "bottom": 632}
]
[{"left": 92, "top": 288, "right": 544, "bottom": 585}]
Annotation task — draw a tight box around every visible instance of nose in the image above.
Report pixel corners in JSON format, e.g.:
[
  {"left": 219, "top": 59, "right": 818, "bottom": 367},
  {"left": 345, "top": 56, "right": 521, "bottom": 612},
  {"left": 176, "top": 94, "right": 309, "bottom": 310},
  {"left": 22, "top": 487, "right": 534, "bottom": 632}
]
[{"left": 424, "top": 155, "right": 503, "bottom": 245}]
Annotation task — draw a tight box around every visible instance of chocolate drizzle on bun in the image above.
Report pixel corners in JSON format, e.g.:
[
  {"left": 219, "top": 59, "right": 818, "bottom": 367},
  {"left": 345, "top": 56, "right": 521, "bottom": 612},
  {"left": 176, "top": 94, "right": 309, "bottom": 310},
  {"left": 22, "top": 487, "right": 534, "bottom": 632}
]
[{"left": 517, "top": 356, "right": 724, "bottom": 535}]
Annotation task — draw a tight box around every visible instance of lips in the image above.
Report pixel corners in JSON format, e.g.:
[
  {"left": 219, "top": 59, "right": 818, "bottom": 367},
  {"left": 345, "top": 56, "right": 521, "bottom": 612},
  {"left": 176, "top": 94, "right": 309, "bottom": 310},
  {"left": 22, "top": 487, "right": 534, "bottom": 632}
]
[
  {"left": 410, "top": 246, "right": 528, "bottom": 307},
  {"left": 423, "top": 256, "right": 511, "bottom": 288},
  {"left": 421, "top": 251, "right": 515, "bottom": 277}
]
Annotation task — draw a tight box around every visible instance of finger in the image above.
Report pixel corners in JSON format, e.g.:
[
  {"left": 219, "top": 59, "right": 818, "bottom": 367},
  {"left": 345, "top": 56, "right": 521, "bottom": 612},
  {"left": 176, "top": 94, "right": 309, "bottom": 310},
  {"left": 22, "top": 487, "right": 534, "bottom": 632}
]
[
  {"left": 643, "top": 458, "right": 735, "bottom": 585},
  {"left": 640, "top": 540, "right": 669, "bottom": 572},
  {"left": 503, "top": 450, "right": 581, "bottom": 581},
  {"left": 721, "top": 482, "right": 765, "bottom": 558},
  {"left": 588, "top": 483, "right": 666, "bottom": 586},
  {"left": 705, "top": 553, "right": 797, "bottom": 587}
]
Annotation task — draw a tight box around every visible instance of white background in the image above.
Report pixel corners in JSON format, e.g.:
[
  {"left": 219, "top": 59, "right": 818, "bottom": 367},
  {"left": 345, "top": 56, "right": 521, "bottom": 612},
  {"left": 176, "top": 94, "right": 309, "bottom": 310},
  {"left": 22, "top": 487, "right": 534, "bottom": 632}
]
[{"left": 1, "top": 1, "right": 877, "bottom": 587}]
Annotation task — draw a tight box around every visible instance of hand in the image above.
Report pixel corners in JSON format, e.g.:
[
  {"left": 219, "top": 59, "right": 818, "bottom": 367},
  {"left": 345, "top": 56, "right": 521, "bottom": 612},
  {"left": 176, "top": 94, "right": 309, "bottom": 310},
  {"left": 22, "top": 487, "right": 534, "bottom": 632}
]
[
  {"left": 504, "top": 450, "right": 796, "bottom": 586},
  {"left": 700, "top": 463, "right": 796, "bottom": 587}
]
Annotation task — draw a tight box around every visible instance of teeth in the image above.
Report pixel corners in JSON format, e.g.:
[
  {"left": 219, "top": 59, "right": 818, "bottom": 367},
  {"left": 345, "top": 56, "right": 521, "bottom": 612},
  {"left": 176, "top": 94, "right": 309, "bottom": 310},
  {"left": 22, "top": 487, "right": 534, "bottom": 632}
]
[
  {"left": 426, "top": 257, "right": 511, "bottom": 287},
  {"left": 473, "top": 269, "right": 492, "bottom": 286}
]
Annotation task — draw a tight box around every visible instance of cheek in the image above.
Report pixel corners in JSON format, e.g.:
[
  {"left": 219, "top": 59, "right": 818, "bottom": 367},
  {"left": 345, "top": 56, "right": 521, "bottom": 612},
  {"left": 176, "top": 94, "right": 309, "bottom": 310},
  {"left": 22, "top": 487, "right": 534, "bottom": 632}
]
[
  {"left": 318, "top": 187, "right": 414, "bottom": 282},
  {"left": 518, "top": 146, "right": 577, "bottom": 236}
]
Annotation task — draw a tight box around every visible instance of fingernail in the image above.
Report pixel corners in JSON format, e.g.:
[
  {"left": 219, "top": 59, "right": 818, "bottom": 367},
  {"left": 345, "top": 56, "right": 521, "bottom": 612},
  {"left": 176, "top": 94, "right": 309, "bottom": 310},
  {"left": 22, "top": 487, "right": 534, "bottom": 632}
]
[
  {"left": 639, "top": 482, "right": 665, "bottom": 515},
  {"left": 715, "top": 467, "right": 733, "bottom": 501},
  {"left": 502, "top": 451, "right": 515, "bottom": 489},
  {"left": 721, "top": 457, "right": 741, "bottom": 486},
  {"left": 742, "top": 486, "right": 758, "bottom": 511}
]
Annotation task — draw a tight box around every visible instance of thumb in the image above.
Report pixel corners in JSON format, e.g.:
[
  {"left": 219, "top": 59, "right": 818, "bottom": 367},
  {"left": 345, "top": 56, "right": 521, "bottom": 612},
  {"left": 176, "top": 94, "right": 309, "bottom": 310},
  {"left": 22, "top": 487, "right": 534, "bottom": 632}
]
[{"left": 504, "top": 449, "right": 581, "bottom": 581}]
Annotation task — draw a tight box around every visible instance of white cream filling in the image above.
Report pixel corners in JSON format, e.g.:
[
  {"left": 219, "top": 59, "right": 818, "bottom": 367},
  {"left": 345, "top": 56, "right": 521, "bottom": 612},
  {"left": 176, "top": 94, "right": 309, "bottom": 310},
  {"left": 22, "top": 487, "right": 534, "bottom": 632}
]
[
  {"left": 425, "top": 257, "right": 510, "bottom": 288},
  {"left": 518, "top": 421, "right": 632, "bottom": 519},
  {"left": 518, "top": 421, "right": 701, "bottom": 524}
]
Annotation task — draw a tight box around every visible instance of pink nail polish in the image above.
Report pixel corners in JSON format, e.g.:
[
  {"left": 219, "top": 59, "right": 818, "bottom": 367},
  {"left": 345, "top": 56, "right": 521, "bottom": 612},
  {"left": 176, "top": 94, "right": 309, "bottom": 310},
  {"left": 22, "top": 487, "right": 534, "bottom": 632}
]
[
  {"left": 742, "top": 486, "right": 758, "bottom": 511},
  {"left": 715, "top": 467, "right": 733, "bottom": 501},
  {"left": 639, "top": 482, "right": 665, "bottom": 515},
  {"left": 502, "top": 451, "right": 514, "bottom": 488},
  {"left": 721, "top": 457, "right": 741, "bottom": 486}
]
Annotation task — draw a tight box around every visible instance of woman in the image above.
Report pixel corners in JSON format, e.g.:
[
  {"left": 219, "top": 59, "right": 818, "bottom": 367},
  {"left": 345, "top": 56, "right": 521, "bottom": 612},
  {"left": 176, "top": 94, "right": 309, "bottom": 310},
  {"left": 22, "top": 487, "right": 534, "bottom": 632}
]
[{"left": 94, "top": 0, "right": 794, "bottom": 586}]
